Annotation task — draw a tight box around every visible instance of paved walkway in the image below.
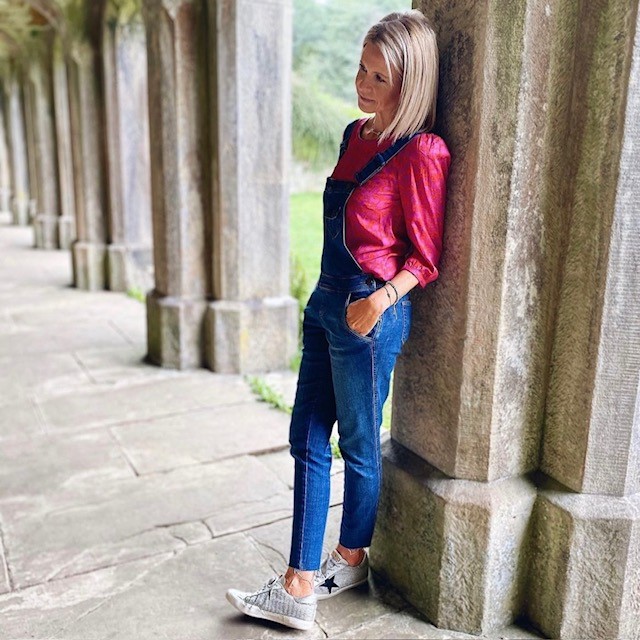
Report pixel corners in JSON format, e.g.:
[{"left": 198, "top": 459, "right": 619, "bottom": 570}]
[{"left": 0, "top": 218, "right": 543, "bottom": 639}]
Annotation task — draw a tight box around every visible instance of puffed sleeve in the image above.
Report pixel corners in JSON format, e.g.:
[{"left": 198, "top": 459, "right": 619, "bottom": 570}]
[{"left": 399, "top": 134, "right": 451, "bottom": 287}]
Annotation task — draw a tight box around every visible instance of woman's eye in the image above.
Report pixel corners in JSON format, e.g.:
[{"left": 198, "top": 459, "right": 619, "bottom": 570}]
[{"left": 375, "top": 75, "right": 385, "bottom": 83}]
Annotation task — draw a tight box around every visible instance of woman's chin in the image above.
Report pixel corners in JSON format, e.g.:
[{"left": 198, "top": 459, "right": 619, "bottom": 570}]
[{"left": 357, "top": 99, "right": 376, "bottom": 113}]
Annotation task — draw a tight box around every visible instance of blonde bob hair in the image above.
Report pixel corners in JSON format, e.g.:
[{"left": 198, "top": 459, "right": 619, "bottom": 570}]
[{"left": 362, "top": 10, "right": 439, "bottom": 144}]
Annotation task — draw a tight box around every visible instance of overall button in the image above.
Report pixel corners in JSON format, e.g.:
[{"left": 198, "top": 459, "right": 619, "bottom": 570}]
[{"left": 365, "top": 276, "right": 374, "bottom": 286}]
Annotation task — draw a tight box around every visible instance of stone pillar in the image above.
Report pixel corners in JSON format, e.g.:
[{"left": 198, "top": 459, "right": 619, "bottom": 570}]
[
  {"left": 103, "top": 7, "right": 154, "bottom": 293},
  {"left": 21, "top": 65, "right": 39, "bottom": 224},
  {"left": 26, "top": 51, "right": 60, "bottom": 249},
  {"left": 142, "top": 0, "right": 210, "bottom": 369},
  {"left": 68, "top": 41, "right": 109, "bottom": 290},
  {"left": 205, "top": 0, "right": 298, "bottom": 373},
  {"left": 526, "top": 1, "right": 640, "bottom": 638},
  {"left": 52, "top": 39, "right": 76, "bottom": 250},
  {"left": 371, "top": 2, "right": 541, "bottom": 634},
  {"left": 4, "top": 65, "right": 30, "bottom": 226},
  {"left": 0, "top": 86, "right": 12, "bottom": 216},
  {"left": 371, "top": 1, "right": 640, "bottom": 638}
]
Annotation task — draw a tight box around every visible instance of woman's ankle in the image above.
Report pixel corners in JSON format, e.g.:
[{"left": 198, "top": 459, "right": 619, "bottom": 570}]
[
  {"left": 284, "top": 567, "right": 315, "bottom": 597},
  {"left": 336, "top": 544, "right": 365, "bottom": 566}
]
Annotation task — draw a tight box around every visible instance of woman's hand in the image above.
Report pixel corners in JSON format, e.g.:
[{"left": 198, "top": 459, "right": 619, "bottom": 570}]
[{"left": 346, "top": 291, "right": 388, "bottom": 337}]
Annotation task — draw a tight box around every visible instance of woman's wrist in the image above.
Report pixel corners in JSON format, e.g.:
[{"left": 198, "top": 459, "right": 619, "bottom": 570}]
[{"left": 369, "top": 287, "right": 391, "bottom": 314}]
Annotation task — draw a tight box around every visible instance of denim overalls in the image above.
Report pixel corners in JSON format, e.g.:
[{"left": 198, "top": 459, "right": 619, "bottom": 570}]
[{"left": 288, "top": 121, "right": 421, "bottom": 570}]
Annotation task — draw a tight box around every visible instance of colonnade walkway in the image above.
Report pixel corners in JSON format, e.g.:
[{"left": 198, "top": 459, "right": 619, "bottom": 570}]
[{"left": 0, "top": 219, "right": 541, "bottom": 639}]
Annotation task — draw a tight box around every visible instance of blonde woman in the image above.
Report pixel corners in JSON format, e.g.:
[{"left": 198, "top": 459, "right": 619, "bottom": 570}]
[{"left": 227, "top": 9, "right": 451, "bottom": 631}]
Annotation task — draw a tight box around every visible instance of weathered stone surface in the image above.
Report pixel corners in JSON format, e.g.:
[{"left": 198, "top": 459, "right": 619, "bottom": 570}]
[
  {"left": 0, "top": 352, "right": 86, "bottom": 406},
  {"left": 36, "top": 373, "right": 253, "bottom": 433},
  {"left": 540, "top": 0, "right": 640, "bottom": 497},
  {"left": 0, "top": 429, "right": 133, "bottom": 504},
  {"left": 204, "top": 0, "right": 298, "bottom": 373},
  {"left": 0, "top": 454, "right": 289, "bottom": 589},
  {"left": 393, "top": 0, "right": 548, "bottom": 483},
  {"left": 3, "top": 65, "right": 30, "bottom": 226},
  {"left": 371, "top": 439, "right": 537, "bottom": 636},
  {"left": 142, "top": 0, "right": 210, "bottom": 368},
  {"left": 52, "top": 39, "right": 76, "bottom": 250},
  {"left": 526, "top": 483, "right": 640, "bottom": 640},
  {"left": 146, "top": 291, "right": 208, "bottom": 369},
  {"left": 111, "top": 402, "right": 292, "bottom": 474},
  {"left": 103, "top": 14, "right": 154, "bottom": 293},
  {"left": 0, "top": 399, "right": 46, "bottom": 442},
  {"left": 0, "top": 94, "right": 11, "bottom": 217},
  {"left": 67, "top": 40, "right": 109, "bottom": 290},
  {"left": 206, "top": 297, "right": 299, "bottom": 373},
  {"left": 0, "top": 319, "right": 129, "bottom": 357},
  {"left": 26, "top": 50, "right": 60, "bottom": 249}
]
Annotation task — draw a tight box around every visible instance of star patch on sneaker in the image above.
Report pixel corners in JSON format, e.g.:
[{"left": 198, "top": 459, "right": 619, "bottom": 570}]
[{"left": 320, "top": 575, "right": 339, "bottom": 593}]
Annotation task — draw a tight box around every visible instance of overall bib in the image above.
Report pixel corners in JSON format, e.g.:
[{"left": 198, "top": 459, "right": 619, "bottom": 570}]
[{"left": 288, "top": 121, "right": 420, "bottom": 570}]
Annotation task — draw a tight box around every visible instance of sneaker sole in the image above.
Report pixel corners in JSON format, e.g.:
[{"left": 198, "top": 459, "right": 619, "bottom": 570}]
[
  {"left": 315, "top": 575, "right": 369, "bottom": 600},
  {"left": 225, "top": 590, "right": 315, "bottom": 631}
]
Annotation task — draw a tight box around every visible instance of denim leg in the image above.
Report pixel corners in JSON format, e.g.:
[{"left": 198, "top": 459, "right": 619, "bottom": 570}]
[
  {"left": 288, "top": 300, "right": 337, "bottom": 571},
  {"left": 330, "top": 300, "right": 405, "bottom": 550}
]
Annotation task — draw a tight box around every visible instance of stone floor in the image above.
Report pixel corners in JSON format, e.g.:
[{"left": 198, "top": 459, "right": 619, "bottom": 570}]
[{"left": 0, "top": 218, "right": 545, "bottom": 639}]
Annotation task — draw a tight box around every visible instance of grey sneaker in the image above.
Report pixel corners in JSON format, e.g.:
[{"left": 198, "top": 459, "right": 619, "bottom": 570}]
[
  {"left": 226, "top": 574, "right": 317, "bottom": 631},
  {"left": 314, "top": 549, "right": 369, "bottom": 600}
]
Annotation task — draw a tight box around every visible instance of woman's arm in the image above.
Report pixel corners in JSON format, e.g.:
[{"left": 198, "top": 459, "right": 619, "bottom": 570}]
[{"left": 346, "top": 269, "right": 418, "bottom": 336}]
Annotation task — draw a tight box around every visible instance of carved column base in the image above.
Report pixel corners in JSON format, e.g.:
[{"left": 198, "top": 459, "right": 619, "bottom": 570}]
[
  {"left": 146, "top": 290, "right": 208, "bottom": 370},
  {"left": 205, "top": 297, "right": 298, "bottom": 374},
  {"left": 370, "top": 438, "right": 537, "bottom": 636},
  {"left": 526, "top": 482, "right": 640, "bottom": 640},
  {"left": 71, "top": 240, "right": 107, "bottom": 290},
  {"left": 11, "top": 195, "right": 30, "bottom": 226},
  {"left": 33, "top": 213, "right": 59, "bottom": 249},
  {"left": 57, "top": 215, "right": 76, "bottom": 250}
]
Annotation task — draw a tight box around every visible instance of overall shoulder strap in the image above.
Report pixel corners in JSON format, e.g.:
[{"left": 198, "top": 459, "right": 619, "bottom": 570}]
[{"left": 337, "top": 119, "right": 360, "bottom": 161}]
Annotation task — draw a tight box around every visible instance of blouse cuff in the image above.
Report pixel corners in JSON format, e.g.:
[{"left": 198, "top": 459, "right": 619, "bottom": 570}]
[{"left": 402, "top": 257, "right": 438, "bottom": 288}]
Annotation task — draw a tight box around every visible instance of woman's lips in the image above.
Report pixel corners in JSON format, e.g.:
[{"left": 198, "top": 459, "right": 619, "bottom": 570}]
[{"left": 358, "top": 94, "right": 374, "bottom": 103}]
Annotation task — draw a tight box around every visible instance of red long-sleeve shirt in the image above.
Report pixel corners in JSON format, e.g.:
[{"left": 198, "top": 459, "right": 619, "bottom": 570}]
[{"left": 330, "top": 118, "right": 451, "bottom": 287}]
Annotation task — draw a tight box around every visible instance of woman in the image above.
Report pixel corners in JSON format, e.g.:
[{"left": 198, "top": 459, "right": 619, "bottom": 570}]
[{"left": 226, "top": 9, "right": 451, "bottom": 631}]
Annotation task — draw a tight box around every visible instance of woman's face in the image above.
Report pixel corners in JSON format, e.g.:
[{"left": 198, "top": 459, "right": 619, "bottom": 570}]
[{"left": 355, "top": 42, "right": 402, "bottom": 121}]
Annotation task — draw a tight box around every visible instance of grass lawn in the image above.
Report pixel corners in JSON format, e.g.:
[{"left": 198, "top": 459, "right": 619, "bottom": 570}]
[{"left": 290, "top": 191, "right": 393, "bottom": 430}]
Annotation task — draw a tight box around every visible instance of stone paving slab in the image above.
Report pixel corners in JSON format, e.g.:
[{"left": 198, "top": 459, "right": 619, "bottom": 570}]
[
  {"left": 111, "top": 401, "right": 292, "bottom": 474},
  {"left": 1, "top": 454, "right": 289, "bottom": 590},
  {"left": 0, "top": 399, "right": 46, "bottom": 442},
  {"left": 0, "top": 352, "right": 88, "bottom": 406},
  {"left": 36, "top": 374, "right": 254, "bottom": 433},
  {"left": 0, "top": 320, "right": 131, "bottom": 357}
]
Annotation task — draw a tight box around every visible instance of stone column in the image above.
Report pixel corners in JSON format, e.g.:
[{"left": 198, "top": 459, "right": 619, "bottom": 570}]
[
  {"left": 4, "top": 64, "right": 30, "bottom": 226},
  {"left": 142, "top": 0, "right": 210, "bottom": 369},
  {"left": 103, "top": 8, "right": 153, "bottom": 294},
  {"left": 21, "top": 65, "right": 39, "bottom": 224},
  {"left": 68, "top": 41, "right": 109, "bottom": 290},
  {"left": 0, "top": 87, "right": 12, "bottom": 216},
  {"left": 26, "top": 51, "right": 60, "bottom": 249},
  {"left": 371, "top": 1, "right": 640, "bottom": 637},
  {"left": 371, "top": 2, "right": 541, "bottom": 634},
  {"left": 205, "top": 0, "right": 298, "bottom": 373},
  {"left": 526, "top": 1, "right": 640, "bottom": 638},
  {"left": 52, "top": 39, "right": 76, "bottom": 249}
]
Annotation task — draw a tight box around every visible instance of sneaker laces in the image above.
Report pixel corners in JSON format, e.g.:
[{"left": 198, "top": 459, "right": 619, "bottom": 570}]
[{"left": 244, "top": 574, "right": 285, "bottom": 603}]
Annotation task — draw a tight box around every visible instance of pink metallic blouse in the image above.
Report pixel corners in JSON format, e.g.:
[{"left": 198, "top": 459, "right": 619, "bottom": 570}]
[{"left": 330, "top": 118, "right": 451, "bottom": 288}]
